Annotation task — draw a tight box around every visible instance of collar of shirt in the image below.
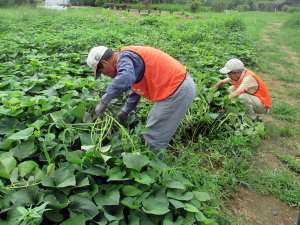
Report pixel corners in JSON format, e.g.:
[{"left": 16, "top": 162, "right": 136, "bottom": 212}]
[{"left": 237, "top": 69, "right": 246, "bottom": 86}]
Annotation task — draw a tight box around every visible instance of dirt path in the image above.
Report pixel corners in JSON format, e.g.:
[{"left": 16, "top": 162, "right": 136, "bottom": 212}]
[{"left": 231, "top": 22, "right": 300, "bottom": 225}]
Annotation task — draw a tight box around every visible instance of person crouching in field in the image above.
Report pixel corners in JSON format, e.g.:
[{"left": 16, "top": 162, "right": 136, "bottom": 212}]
[
  {"left": 214, "top": 58, "right": 271, "bottom": 121},
  {"left": 87, "top": 46, "right": 196, "bottom": 159}
]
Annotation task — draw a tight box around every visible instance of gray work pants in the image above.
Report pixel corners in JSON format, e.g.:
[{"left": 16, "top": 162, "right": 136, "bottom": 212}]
[
  {"left": 229, "top": 85, "right": 268, "bottom": 121},
  {"left": 144, "top": 74, "right": 195, "bottom": 159}
]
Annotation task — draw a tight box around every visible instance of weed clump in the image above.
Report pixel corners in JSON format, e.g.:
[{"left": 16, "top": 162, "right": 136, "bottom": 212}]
[{"left": 284, "top": 12, "right": 300, "bottom": 28}]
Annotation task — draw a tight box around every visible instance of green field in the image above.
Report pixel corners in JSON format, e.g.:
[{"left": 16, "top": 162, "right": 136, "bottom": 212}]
[{"left": 0, "top": 6, "right": 300, "bottom": 224}]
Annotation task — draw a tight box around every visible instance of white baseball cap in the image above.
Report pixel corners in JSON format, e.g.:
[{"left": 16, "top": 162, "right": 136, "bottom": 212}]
[
  {"left": 219, "top": 58, "right": 244, "bottom": 74},
  {"left": 87, "top": 46, "right": 108, "bottom": 79}
]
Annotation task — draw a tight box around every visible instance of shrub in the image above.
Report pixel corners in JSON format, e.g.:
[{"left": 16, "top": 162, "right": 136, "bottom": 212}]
[
  {"left": 247, "top": 0, "right": 257, "bottom": 11},
  {"left": 282, "top": 4, "right": 289, "bottom": 11},
  {"left": 151, "top": 5, "right": 158, "bottom": 10},
  {"left": 258, "top": 2, "right": 266, "bottom": 11},
  {"left": 211, "top": 0, "right": 228, "bottom": 12},
  {"left": 287, "top": 7, "right": 298, "bottom": 13},
  {"left": 120, "top": 3, "right": 127, "bottom": 10},
  {"left": 115, "top": 3, "right": 120, "bottom": 9},
  {"left": 109, "top": 2, "right": 114, "bottom": 9},
  {"left": 95, "top": 0, "right": 106, "bottom": 6},
  {"left": 83, "top": 0, "right": 96, "bottom": 6},
  {"left": 264, "top": 3, "right": 274, "bottom": 12},
  {"left": 103, "top": 3, "right": 109, "bottom": 8},
  {"left": 237, "top": 5, "right": 250, "bottom": 12},
  {"left": 176, "top": 0, "right": 187, "bottom": 5},
  {"left": 284, "top": 12, "right": 300, "bottom": 28},
  {"left": 190, "top": 1, "right": 199, "bottom": 13},
  {"left": 224, "top": 17, "right": 246, "bottom": 32}
]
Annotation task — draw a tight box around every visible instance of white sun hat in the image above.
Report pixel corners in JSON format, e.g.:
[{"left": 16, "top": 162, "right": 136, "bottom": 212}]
[
  {"left": 87, "top": 46, "right": 108, "bottom": 79},
  {"left": 219, "top": 58, "right": 244, "bottom": 74}
]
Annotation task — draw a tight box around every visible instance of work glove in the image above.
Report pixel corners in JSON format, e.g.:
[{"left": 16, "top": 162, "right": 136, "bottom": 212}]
[
  {"left": 95, "top": 100, "right": 108, "bottom": 119},
  {"left": 115, "top": 111, "right": 128, "bottom": 126}
]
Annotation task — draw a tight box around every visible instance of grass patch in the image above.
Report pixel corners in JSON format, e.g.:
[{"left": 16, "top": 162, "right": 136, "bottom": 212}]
[
  {"left": 281, "top": 13, "right": 300, "bottom": 54},
  {"left": 248, "top": 168, "right": 300, "bottom": 208},
  {"left": 288, "top": 88, "right": 300, "bottom": 98},
  {"left": 128, "top": 4, "right": 210, "bottom": 13},
  {"left": 269, "top": 101, "right": 299, "bottom": 121},
  {"left": 279, "top": 126, "right": 295, "bottom": 136},
  {"left": 270, "top": 150, "right": 300, "bottom": 173},
  {"left": 276, "top": 70, "right": 299, "bottom": 82}
]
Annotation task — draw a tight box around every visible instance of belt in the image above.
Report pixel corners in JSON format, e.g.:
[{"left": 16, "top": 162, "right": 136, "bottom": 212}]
[{"left": 171, "top": 72, "right": 189, "bottom": 96}]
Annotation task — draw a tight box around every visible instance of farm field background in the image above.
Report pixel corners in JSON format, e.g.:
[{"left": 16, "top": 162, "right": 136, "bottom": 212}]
[{"left": 0, "top": 6, "right": 300, "bottom": 224}]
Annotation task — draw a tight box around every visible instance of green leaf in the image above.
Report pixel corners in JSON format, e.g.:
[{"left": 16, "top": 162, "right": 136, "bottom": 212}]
[
  {"left": 193, "top": 191, "right": 211, "bottom": 202},
  {"left": 68, "top": 195, "right": 98, "bottom": 221},
  {"left": 0, "top": 206, "right": 20, "bottom": 225},
  {"left": 71, "top": 104, "right": 86, "bottom": 120},
  {"left": 184, "top": 203, "right": 200, "bottom": 213},
  {"left": 10, "top": 139, "right": 36, "bottom": 160},
  {"left": 53, "top": 168, "right": 76, "bottom": 188},
  {"left": 33, "top": 167, "right": 45, "bottom": 181},
  {"left": 75, "top": 174, "right": 90, "bottom": 187},
  {"left": 121, "top": 197, "right": 141, "bottom": 209},
  {"left": 142, "top": 196, "right": 170, "bottom": 215},
  {"left": 107, "top": 171, "right": 126, "bottom": 181},
  {"left": 44, "top": 206, "right": 64, "bottom": 222},
  {"left": 173, "top": 173, "right": 193, "bottom": 188},
  {"left": 0, "top": 138, "right": 15, "bottom": 150},
  {"left": 195, "top": 211, "right": 206, "bottom": 222},
  {"left": 40, "top": 103, "right": 53, "bottom": 111},
  {"left": 100, "top": 145, "right": 111, "bottom": 153},
  {"left": 94, "top": 188, "right": 120, "bottom": 206},
  {"left": 11, "top": 186, "right": 43, "bottom": 206},
  {"left": 204, "top": 218, "right": 215, "bottom": 224},
  {"left": 122, "top": 185, "right": 142, "bottom": 197},
  {"left": 10, "top": 167, "right": 18, "bottom": 183},
  {"left": 17, "top": 160, "right": 39, "bottom": 177},
  {"left": 0, "top": 153, "right": 17, "bottom": 178},
  {"left": 60, "top": 214, "right": 85, "bottom": 225},
  {"left": 78, "top": 132, "right": 99, "bottom": 145},
  {"left": 8, "top": 127, "right": 34, "bottom": 140},
  {"left": 162, "top": 179, "right": 186, "bottom": 190},
  {"left": 61, "top": 92, "right": 73, "bottom": 102},
  {"left": 256, "top": 122, "right": 264, "bottom": 136},
  {"left": 74, "top": 176, "right": 98, "bottom": 198},
  {"left": 123, "top": 155, "right": 149, "bottom": 172},
  {"left": 44, "top": 193, "right": 68, "bottom": 209},
  {"left": 167, "top": 189, "right": 193, "bottom": 201},
  {"left": 42, "top": 177, "right": 55, "bottom": 187},
  {"left": 169, "top": 199, "right": 185, "bottom": 209},
  {"left": 131, "top": 170, "right": 154, "bottom": 186},
  {"left": 28, "top": 120, "right": 46, "bottom": 130},
  {"left": 128, "top": 213, "right": 140, "bottom": 225},
  {"left": 103, "top": 205, "right": 125, "bottom": 222},
  {"left": 0, "top": 117, "right": 18, "bottom": 134},
  {"left": 163, "top": 213, "right": 184, "bottom": 225}
]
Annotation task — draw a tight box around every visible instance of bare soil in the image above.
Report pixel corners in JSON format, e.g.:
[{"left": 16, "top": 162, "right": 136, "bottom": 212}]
[{"left": 232, "top": 186, "right": 299, "bottom": 225}]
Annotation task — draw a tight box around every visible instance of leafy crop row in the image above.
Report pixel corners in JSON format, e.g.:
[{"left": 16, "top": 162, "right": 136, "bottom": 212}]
[{"left": 0, "top": 8, "right": 261, "bottom": 224}]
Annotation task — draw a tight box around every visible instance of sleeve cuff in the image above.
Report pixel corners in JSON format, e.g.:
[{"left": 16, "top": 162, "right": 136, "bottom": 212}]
[
  {"left": 101, "top": 93, "right": 113, "bottom": 104},
  {"left": 122, "top": 106, "right": 132, "bottom": 115}
]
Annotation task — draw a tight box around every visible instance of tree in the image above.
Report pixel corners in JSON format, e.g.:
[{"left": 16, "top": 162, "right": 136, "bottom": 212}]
[
  {"left": 95, "top": 0, "right": 106, "bottom": 6},
  {"left": 211, "top": 0, "right": 228, "bottom": 12},
  {"left": 190, "top": 1, "right": 199, "bottom": 12}
]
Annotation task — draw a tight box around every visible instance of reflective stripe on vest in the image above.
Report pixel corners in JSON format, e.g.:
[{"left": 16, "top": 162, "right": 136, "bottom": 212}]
[
  {"left": 119, "top": 46, "right": 187, "bottom": 102},
  {"left": 234, "top": 69, "right": 271, "bottom": 108}
]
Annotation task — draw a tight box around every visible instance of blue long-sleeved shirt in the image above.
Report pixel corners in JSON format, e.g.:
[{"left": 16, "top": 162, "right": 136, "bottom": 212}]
[{"left": 101, "top": 51, "right": 145, "bottom": 115}]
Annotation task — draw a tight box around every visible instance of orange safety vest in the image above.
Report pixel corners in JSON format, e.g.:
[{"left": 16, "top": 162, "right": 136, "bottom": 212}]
[
  {"left": 119, "top": 46, "right": 187, "bottom": 102},
  {"left": 234, "top": 69, "right": 271, "bottom": 108}
]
